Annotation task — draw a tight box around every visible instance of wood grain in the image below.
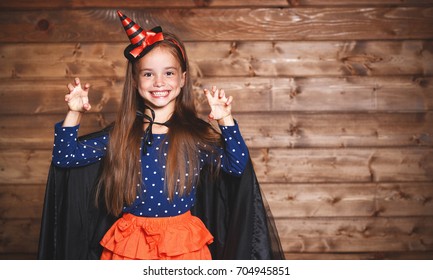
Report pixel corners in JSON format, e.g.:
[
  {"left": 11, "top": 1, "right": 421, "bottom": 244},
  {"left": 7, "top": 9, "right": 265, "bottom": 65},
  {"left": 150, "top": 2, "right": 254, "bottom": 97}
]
[
  {"left": 3, "top": 0, "right": 433, "bottom": 9},
  {"left": 276, "top": 217, "right": 433, "bottom": 252},
  {"left": 1, "top": 8, "right": 433, "bottom": 42},
  {"left": 2, "top": 182, "right": 432, "bottom": 220},
  {"left": 1, "top": 76, "right": 432, "bottom": 115},
  {"left": 0, "top": 185, "right": 45, "bottom": 219},
  {"left": 261, "top": 182, "right": 433, "bottom": 218},
  {"left": 283, "top": 251, "right": 433, "bottom": 260},
  {"left": 1, "top": 148, "right": 432, "bottom": 185},
  {"left": 2, "top": 41, "right": 432, "bottom": 78},
  {"left": 1, "top": 112, "right": 432, "bottom": 149},
  {"left": 2, "top": 216, "right": 433, "bottom": 254},
  {"left": 250, "top": 148, "right": 433, "bottom": 183},
  {"left": 1, "top": 0, "right": 432, "bottom": 260},
  {"left": 0, "top": 218, "right": 40, "bottom": 254}
]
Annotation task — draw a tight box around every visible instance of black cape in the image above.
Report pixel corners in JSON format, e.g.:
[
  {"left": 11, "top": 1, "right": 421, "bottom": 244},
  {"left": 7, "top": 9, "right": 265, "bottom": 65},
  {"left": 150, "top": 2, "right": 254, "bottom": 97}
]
[{"left": 37, "top": 128, "right": 285, "bottom": 260}]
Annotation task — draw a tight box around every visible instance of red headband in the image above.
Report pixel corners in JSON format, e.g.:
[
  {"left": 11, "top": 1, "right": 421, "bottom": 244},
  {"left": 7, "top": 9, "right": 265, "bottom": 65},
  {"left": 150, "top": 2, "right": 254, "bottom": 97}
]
[{"left": 169, "top": 39, "right": 186, "bottom": 61}]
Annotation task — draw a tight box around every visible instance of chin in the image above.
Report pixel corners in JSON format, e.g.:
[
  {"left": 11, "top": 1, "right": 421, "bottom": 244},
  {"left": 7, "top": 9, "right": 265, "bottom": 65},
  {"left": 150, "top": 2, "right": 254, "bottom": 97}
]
[{"left": 146, "top": 98, "right": 176, "bottom": 109}]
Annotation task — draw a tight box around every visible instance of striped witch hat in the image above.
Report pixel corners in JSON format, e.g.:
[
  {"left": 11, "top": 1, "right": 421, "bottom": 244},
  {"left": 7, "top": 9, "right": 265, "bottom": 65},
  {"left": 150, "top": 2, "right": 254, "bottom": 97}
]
[{"left": 117, "top": 10, "right": 164, "bottom": 61}]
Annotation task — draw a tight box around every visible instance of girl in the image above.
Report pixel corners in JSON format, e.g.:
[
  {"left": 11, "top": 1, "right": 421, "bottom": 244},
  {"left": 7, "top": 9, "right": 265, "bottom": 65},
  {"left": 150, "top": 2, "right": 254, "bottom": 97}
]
[{"left": 50, "top": 11, "right": 249, "bottom": 260}]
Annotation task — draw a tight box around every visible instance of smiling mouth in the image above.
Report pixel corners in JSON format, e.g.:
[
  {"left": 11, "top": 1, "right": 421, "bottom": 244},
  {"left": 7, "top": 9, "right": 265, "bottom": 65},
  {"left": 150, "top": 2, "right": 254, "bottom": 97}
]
[{"left": 150, "top": 90, "right": 170, "bottom": 97}]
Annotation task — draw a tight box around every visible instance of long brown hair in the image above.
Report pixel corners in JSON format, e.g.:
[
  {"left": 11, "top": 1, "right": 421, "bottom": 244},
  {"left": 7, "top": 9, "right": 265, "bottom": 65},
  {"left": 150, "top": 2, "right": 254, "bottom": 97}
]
[{"left": 96, "top": 32, "right": 221, "bottom": 216}]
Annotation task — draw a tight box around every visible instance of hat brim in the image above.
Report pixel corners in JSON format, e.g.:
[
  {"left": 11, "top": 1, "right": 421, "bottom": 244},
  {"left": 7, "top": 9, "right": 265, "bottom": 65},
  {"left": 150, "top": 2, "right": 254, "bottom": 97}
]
[{"left": 123, "top": 26, "right": 163, "bottom": 62}]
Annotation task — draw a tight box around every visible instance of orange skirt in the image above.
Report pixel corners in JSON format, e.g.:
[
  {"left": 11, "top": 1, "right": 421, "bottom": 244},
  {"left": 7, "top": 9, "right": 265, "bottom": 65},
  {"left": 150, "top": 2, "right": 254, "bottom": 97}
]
[{"left": 100, "top": 211, "right": 214, "bottom": 260}]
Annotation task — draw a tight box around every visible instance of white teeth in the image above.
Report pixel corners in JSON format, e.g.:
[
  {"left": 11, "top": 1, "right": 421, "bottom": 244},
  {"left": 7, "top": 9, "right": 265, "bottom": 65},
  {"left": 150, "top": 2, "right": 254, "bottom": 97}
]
[{"left": 151, "top": 91, "right": 169, "bottom": 97}]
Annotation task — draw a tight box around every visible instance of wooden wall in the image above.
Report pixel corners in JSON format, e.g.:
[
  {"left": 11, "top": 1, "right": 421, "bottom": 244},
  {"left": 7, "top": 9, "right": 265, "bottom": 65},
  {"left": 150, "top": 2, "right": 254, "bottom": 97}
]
[{"left": 0, "top": 0, "right": 432, "bottom": 260}]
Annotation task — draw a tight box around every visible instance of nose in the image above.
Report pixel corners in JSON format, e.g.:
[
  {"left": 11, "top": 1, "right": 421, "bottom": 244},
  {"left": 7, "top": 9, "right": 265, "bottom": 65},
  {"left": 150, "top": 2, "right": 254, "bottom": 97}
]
[{"left": 153, "top": 74, "right": 165, "bottom": 87}]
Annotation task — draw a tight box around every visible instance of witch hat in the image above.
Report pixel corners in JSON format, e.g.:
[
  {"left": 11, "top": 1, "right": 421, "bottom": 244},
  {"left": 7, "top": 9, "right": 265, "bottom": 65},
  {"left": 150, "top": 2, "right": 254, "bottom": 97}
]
[{"left": 117, "top": 10, "right": 164, "bottom": 61}]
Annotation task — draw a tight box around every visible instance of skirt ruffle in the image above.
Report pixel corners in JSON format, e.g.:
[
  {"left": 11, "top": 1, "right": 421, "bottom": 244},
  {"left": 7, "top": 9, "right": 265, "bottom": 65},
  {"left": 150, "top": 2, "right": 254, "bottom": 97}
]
[{"left": 100, "top": 211, "right": 214, "bottom": 260}]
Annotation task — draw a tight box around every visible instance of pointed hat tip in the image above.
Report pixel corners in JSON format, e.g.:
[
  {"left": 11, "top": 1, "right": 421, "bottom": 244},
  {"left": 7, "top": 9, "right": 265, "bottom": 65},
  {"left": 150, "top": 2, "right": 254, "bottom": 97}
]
[{"left": 117, "top": 10, "right": 124, "bottom": 17}]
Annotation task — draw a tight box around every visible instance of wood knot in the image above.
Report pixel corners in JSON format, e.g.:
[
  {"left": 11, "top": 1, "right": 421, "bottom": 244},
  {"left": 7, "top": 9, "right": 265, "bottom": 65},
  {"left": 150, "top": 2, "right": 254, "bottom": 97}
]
[
  {"left": 328, "top": 197, "right": 341, "bottom": 205},
  {"left": 372, "top": 207, "right": 385, "bottom": 217},
  {"left": 289, "top": 86, "right": 301, "bottom": 99},
  {"left": 412, "top": 76, "right": 429, "bottom": 88},
  {"left": 287, "top": 124, "right": 300, "bottom": 136},
  {"left": 287, "top": 0, "right": 300, "bottom": 6},
  {"left": 423, "top": 197, "right": 432, "bottom": 205},
  {"left": 193, "top": 0, "right": 212, "bottom": 7},
  {"left": 36, "top": 19, "right": 50, "bottom": 31},
  {"left": 229, "top": 42, "right": 238, "bottom": 56}
]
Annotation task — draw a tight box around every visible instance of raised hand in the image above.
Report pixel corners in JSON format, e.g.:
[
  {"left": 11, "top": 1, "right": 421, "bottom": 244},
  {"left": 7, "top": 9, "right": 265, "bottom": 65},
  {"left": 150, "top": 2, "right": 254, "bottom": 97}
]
[
  {"left": 204, "top": 86, "right": 234, "bottom": 125},
  {"left": 65, "top": 77, "right": 91, "bottom": 112}
]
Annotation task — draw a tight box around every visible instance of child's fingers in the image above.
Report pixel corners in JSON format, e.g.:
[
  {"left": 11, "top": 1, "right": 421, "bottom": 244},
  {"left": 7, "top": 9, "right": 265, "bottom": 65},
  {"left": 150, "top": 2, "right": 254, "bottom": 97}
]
[
  {"left": 225, "top": 95, "right": 233, "bottom": 106},
  {"left": 67, "top": 83, "right": 75, "bottom": 92},
  {"left": 212, "top": 88, "right": 219, "bottom": 99},
  {"left": 82, "top": 94, "right": 89, "bottom": 104},
  {"left": 205, "top": 88, "right": 218, "bottom": 103},
  {"left": 83, "top": 103, "right": 92, "bottom": 111},
  {"left": 83, "top": 83, "right": 90, "bottom": 92},
  {"left": 204, "top": 88, "right": 212, "bottom": 99},
  {"left": 67, "top": 78, "right": 87, "bottom": 92}
]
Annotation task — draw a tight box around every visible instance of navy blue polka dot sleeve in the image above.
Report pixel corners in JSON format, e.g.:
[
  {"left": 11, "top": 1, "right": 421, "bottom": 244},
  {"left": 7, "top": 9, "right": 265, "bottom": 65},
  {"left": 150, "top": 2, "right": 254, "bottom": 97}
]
[
  {"left": 215, "top": 121, "right": 249, "bottom": 176},
  {"left": 51, "top": 120, "right": 249, "bottom": 217},
  {"left": 52, "top": 121, "right": 108, "bottom": 167}
]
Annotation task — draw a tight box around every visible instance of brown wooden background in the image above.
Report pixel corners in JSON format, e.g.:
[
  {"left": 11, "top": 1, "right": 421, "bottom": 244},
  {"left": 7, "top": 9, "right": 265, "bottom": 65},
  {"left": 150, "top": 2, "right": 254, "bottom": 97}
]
[{"left": 1, "top": 0, "right": 433, "bottom": 260}]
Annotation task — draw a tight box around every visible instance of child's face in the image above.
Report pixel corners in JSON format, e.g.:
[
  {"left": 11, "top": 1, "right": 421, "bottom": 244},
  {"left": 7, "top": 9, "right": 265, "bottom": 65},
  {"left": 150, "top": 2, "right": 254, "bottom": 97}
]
[{"left": 136, "top": 46, "right": 186, "bottom": 111}]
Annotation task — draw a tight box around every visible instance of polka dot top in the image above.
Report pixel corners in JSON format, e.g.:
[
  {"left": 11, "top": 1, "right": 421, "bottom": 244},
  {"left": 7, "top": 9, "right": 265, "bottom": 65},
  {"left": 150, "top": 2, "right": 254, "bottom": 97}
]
[{"left": 52, "top": 121, "right": 249, "bottom": 217}]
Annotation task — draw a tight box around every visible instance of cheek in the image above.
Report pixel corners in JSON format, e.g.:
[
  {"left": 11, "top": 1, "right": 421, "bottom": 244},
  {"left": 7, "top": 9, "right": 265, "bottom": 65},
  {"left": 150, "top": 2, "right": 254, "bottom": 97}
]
[
  {"left": 137, "top": 79, "right": 151, "bottom": 91},
  {"left": 166, "top": 78, "right": 182, "bottom": 90}
]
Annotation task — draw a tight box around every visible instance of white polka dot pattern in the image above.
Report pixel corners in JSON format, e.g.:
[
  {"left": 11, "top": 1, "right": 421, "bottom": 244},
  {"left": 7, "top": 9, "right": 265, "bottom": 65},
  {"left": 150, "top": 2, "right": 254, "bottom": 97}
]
[{"left": 52, "top": 120, "right": 249, "bottom": 217}]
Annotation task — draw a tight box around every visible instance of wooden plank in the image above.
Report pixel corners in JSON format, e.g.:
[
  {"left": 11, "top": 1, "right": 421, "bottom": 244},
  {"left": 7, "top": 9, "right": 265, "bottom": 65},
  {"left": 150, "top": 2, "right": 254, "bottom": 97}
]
[
  {"left": 2, "top": 251, "right": 433, "bottom": 260},
  {"left": 0, "top": 78, "right": 123, "bottom": 114},
  {"left": 283, "top": 251, "right": 433, "bottom": 260},
  {"left": 0, "top": 185, "right": 45, "bottom": 219},
  {"left": 3, "top": 181, "right": 432, "bottom": 219},
  {"left": 3, "top": 0, "right": 433, "bottom": 10},
  {"left": 1, "top": 112, "right": 432, "bottom": 149},
  {"left": 268, "top": 77, "right": 433, "bottom": 112},
  {"left": 2, "top": 41, "right": 432, "bottom": 78},
  {"left": 0, "top": 253, "right": 37, "bottom": 260},
  {"left": 1, "top": 148, "right": 432, "bottom": 184},
  {"left": 0, "top": 43, "right": 127, "bottom": 79},
  {"left": 1, "top": 76, "right": 432, "bottom": 115},
  {"left": 1, "top": 8, "right": 433, "bottom": 42},
  {"left": 235, "top": 112, "right": 433, "bottom": 148},
  {"left": 2, "top": 216, "right": 432, "bottom": 254},
  {"left": 249, "top": 147, "right": 433, "bottom": 183},
  {"left": 377, "top": 183, "right": 433, "bottom": 217},
  {"left": 0, "top": 218, "right": 40, "bottom": 254},
  {"left": 283, "top": 0, "right": 433, "bottom": 6},
  {"left": 276, "top": 217, "right": 433, "bottom": 253},
  {"left": 0, "top": 113, "right": 116, "bottom": 149},
  {"left": 0, "top": 150, "right": 52, "bottom": 185},
  {"left": 262, "top": 182, "right": 433, "bottom": 218},
  {"left": 1, "top": 0, "right": 284, "bottom": 9},
  {"left": 188, "top": 40, "right": 433, "bottom": 77}
]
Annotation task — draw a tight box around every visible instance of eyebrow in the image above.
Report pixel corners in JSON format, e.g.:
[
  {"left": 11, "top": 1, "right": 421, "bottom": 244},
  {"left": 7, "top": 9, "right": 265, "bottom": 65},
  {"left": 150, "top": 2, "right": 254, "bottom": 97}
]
[{"left": 139, "top": 66, "right": 178, "bottom": 72}]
